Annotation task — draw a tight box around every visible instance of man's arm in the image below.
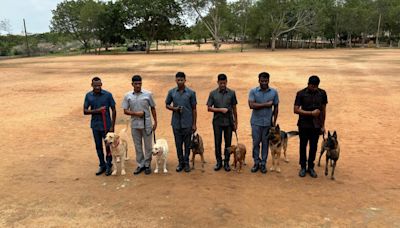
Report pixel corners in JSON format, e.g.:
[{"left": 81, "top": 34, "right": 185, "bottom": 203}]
[
  {"left": 151, "top": 107, "right": 157, "bottom": 131},
  {"left": 84, "top": 106, "right": 104, "bottom": 115},
  {"left": 110, "top": 106, "right": 116, "bottom": 132},
  {"left": 192, "top": 105, "right": 197, "bottom": 132},
  {"left": 320, "top": 104, "right": 326, "bottom": 133},
  {"left": 248, "top": 100, "right": 273, "bottom": 110},
  {"left": 272, "top": 104, "right": 278, "bottom": 127},
  {"left": 233, "top": 105, "right": 238, "bottom": 131},
  {"left": 294, "top": 105, "right": 320, "bottom": 117},
  {"left": 123, "top": 109, "right": 144, "bottom": 117},
  {"left": 207, "top": 106, "right": 228, "bottom": 113}
]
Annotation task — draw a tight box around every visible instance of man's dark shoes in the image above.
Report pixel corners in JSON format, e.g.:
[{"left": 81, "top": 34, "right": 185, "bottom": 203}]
[
  {"left": 144, "top": 166, "right": 151, "bottom": 175},
  {"left": 299, "top": 168, "right": 307, "bottom": 177},
  {"left": 184, "top": 164, "right": 191, "bottom": 173},
  {"left": 95, "top": 167, "right": 106, "bottom": 176},
  {"left": 260, "top": 165, "right": 267, "bottom": 174},
  {"left": 133, "top": 166, "right": 145, "bottom": 175},
  {"left": 214, "top": 163, "right": 222, "bottom": 171},
  {"left": 251, "top": 164, "right": 259, "bottom": 173},
  {"left": 224, "top": 163, "right": 231, "bottom": 172},
  {"left": 105, "top": 167, "right": 112, "bottom": 176},
  {"left": 176, "top": 165, "right": 184, "bottom": 172},
  {"left": 308, "top": 168, "right": 318, "bottom": 178}
]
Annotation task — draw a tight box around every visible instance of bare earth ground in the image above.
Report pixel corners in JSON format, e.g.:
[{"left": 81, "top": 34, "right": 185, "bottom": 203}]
[{"left": 0, "top": 48, "right": 400, "bottom": 227}]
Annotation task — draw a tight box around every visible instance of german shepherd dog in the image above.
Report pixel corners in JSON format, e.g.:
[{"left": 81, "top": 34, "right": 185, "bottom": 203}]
[
  {"left": 190, "top": 132, "right": 206, "bottom": 169},
  {"left": 318, "top": 131, "right": 340, "bottom": 180},
  {"left": 266, "top": 125, "right": 299, "bottom": 173}
]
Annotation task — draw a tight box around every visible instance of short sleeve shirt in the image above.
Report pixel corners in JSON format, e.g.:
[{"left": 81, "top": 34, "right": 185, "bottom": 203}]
[
  {"left": 248, "top": 87, "right": 279, "bottom": 127},
  {"left": 84, "top": 90, "right": 116, "bottom": 131},
  {"left": 206, "top": 88, "right": 238, "bottom": 126},
  {"left": 294, "top": 88, "right": 328, "bottom": 128},
  {"left": 122, "top": 89, "right": 156, "bottom": 129},
  {"left": 165, "top": 87, "right": 197, "bottom": 129}
]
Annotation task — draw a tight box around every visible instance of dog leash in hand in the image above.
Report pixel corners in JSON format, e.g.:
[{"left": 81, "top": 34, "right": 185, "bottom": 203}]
[
  {"left": 143, "top": 112, "right": 156, "bottom": 144},
  {"left": 234, "top": 130, "right": 239, "bottom": 144}
]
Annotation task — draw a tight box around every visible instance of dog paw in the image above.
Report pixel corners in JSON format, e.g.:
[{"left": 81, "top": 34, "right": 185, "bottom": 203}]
[
  {"left": 163, "top": 169, "right": 168, "bottom": 173},
  {"left": 270, "top": 167, "right": 275, "bottom": 172},
  {"left": 121, "top": 170, "right": 126, "bottom": 175},
  {"left": 154, "top": 169, "right": 159, "bottom": 173},
  {"left": 116, "top": 157, "right": 121, "bottom": 163},
  {"left": 325, "top": 171, "right": 328, "bottom": 176},
  {"left": 112, "top": 170, "right": 117, "bottom": 176},
  {"left": 284, "top": 159, "right": 289, "bottom": 163},
  {"left": 276, "top": 168, "right": 281, "bottom": 173},
  {"left": 331, "top": 176, "right": 335, "bottom": 180},
  {"left": 125, "top": 157, "right": 129, "bottom": 161}
]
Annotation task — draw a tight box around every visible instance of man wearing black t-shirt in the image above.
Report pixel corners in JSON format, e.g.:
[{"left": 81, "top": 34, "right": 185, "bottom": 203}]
[{"left": 294, "top": 75, "right": 328, "bottom": 178}]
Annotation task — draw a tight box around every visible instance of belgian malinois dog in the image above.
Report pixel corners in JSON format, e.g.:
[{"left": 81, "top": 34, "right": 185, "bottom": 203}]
[
  {"left": 266, "top": 125, "right": 299, "bottom": 173},
  {"left": 318, "top": 131, "right": 340, "bottom": 180}
]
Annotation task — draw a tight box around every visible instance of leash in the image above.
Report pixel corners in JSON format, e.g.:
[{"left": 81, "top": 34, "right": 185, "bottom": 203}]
[
  {"left": 234, "top": 130, "right": 239, "bottom": 144},
  {"left": 143, "top": 111, "right": 156, "bottom": 144},
  {"left": 101, "top": 108, "right": 111, "bottom": 156}
]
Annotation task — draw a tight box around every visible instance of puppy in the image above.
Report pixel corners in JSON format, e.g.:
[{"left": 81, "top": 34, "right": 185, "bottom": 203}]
[
  {"left": 318, "top": 131, "right": 340, "bottom": 180},
  {"left": 152, "top": 139, "right": 169, "bottom": 173},
  {"left": 266, "top": 124, "right": 298, "bottom": 173},
  {"left": 190, "top": 132, "right": 205, "bottom": 169},
  {"left": 104, "top": 133, "right": 128, "bottom": 176},
  {"left": 229, "top": 143, "right": 246, "bottom": 172}
]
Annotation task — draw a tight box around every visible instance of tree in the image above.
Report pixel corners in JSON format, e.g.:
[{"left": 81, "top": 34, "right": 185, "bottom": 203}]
[
  {"left": 182, "top": 0, "right": 229, "bottom": 52},
  {"left": 51, "top": 0, "right": 104, "bottom": 53},
  {"left": 0, "top": 19, "right": 12, "bottom": 35},
  {"left": 121, "top": 0, "right": 184, "bottom": 54},
  {"left": 97, "top": 1, "right": 126, "bottom": 51}
]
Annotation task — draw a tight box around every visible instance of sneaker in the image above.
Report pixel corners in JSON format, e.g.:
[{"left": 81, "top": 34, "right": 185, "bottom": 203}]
[
  {"left": 308, "top": 168, "right": 318, "bottom": 178},
  {"left": 299, "top": 168, "right": 307, "bottom": 177},
  {"left": 251, "top": 164, "right": 259, "bottom": 173}
]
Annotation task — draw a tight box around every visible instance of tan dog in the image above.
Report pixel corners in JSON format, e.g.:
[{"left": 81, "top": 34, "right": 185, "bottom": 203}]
[
  {"left": 104, "top": 121, "right": 129, "bottom": 175},
  {"left": 318, "top": 131, "right": 340, "bottom": 180},
  {"left": 266, "top": 124, "right": 298, "bottom": 173},
  {"left": 152, "top": 138, "right": 169, "bottom": 173},
  {"left": 229, "top": 143, "right": 246, "bottom": 172},
  {"left": 190, "top": 132, "right": 205, "bottom": 169}
]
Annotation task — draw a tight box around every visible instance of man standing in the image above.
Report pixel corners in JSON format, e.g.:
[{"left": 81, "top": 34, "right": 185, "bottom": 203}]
[
  {"left": 248, "top": 72, "right": 279, "bottom": 174},
  {"left": 83, "top": 77, "right": 116, "bottom": 176},
  {"left": 294, "top": 75, "right": 327, "bottom": 178},
  {"left": 122, "top": 75, "right": 157, "bottom": 175},
  {"left": 207, "top": 74, "right": 238, "bottom": 172},
  {"left": 166, "top": 72, "right": 197, "bottom": 173}
]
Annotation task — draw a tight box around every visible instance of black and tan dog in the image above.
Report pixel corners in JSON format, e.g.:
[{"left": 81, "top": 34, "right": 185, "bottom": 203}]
[
  {"left": 266, "top": 125, "right": 298, "bottom": 173},
  {"left": 318, "top": 131, "right": 340, "bottom": 180},
  {"left": 190, "top": 132, "right": 206, "bottom": 169}
]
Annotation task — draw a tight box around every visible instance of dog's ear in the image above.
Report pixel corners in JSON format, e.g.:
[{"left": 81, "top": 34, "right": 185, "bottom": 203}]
[
  {"left": 115, "top": 134, "right": 120, "bottom": 140},
  {"left": 276, "top": 124, "right": 280, "bottom": 131},
  {"left": 333, "top": 131, "right": 337, "bottom": 138},
  {"left": 328, "top": 131, "right": 331, "bottom": 137}
]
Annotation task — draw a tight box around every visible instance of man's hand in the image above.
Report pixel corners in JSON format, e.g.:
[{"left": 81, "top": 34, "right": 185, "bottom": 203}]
[
  {"left": 265, "top": 101, "right": 273, "bottom": 107},
  {"left": 96, "top": 106, "right": 106, "bottom": 113},
  {"left": 192, "top": 124, "right": 197, "bottom": 133},
  {"left": 311, "top": 109, "right": 321, "bottom": 117},
  {"left": 136, "top": 111, "right": 145, "bottom": 117},
  {"left": 109, "top": 126, "right": 114, "bottom": 132},
  {"left": 233, "top": 122, "right": 238, "bottom": 131},
  {"left": 153, "top": 121, "right": 157, "bottom": 131},
  {"left": 320, "top": 126, "right": 326, "bottom": 135},
  {"left": 220, "top": 108, "right": 229, "bottom": 114}
]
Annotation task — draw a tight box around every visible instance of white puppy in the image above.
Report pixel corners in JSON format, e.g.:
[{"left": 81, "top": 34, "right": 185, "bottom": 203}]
[
  {"left": 104, "top": 121, "right": 129, "bottom": 175},
  {"left": 152, "top": 139, "right": 169, "bottom": 173}
]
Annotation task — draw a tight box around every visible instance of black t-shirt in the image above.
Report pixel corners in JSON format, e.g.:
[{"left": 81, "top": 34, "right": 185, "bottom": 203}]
[{"left": 294, "top": 88, "right": 328, "bottom": 128}]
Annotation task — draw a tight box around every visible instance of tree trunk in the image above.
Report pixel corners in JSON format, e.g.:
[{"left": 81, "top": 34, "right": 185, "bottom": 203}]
[
  {"left": 271, "top": 36, "right": 276, "bottom": 51},
  {"left": 348, "top": 33, "right": 352, "bottom": 48},
  {"left": 146, "top": 41, "right": 151, "bottom": 54},
  {"left": 376, "top": 13, "right": 381, "bottom": 48},
  {"left": 334, "top": 34, "right": 338, "bottom": 49},
  {"left": 156, "top": 40, "right": 159, "bottom": 51},
  {"left": 361, "top": 33, "right": 366, "bottom": 48}
]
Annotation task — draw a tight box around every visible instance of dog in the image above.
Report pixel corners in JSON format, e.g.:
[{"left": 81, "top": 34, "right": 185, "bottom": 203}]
[
  {"left": 229, "top": 143, "right": 246, "bottom": 172},
  {"left": 318, "top": 131, "right": 340, "bottom": 180},
  {"left": 152, "top": 138, "right": 169, "bottom": 173},
  {"left": 104, "top": 121, "right": 129, "bottom": 175},
  {"left": 266, "top": 124, "right": 298, "bottom": 173},
  {"left": 190, "top": 132, "right": 205, "bottom": 169}
]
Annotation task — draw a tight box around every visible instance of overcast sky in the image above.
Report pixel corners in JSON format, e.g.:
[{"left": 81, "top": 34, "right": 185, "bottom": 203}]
[{"left": 0, "top": 0, "right": 64, "bottom": 34}]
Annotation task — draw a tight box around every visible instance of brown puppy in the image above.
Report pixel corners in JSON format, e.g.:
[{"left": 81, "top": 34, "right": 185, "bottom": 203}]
[
  {"left": 266, "top": 124, "right": 298, "bottom": 173},
  {"left": 190, "top": 132, "right": 205, "bottom": 169},
  {"left": 318, "top": 131, "right": 340, "bottom": 180},
  {"left": 229, "top": 143, "right": 246, "bottom": 172}
]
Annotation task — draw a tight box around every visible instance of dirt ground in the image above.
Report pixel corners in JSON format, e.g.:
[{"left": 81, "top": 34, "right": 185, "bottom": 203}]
[{"left": 1, "top": 48, "right": 400, "bottom": 227}]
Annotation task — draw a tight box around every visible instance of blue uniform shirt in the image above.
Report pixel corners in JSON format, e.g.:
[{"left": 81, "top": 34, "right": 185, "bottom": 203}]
[
  {"left": 248, "top": 87, "right": 279, "bottom": 127},
  {"left": 84, "top": 90, "right": 116, "bottom": 131},
  {"left": 165, "top": 87, "right": 197, "bottom": 129}
]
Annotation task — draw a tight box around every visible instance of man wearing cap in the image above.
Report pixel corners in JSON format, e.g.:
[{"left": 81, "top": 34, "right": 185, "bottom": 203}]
[
  {"left": 122, "top": 75, "right": 157, "bottom": 175},
  {"left": 248, "top": 72, "right": 279, "bottom": 174},
  {"left": 207, "top": 73, "right": 238, "bottom": 172},
  {"left": 294, "top": 75, "right": 328, "bottom": 178},
  {"left": 165, "top": 72, "right": 197, "bottom": 173},
  {"left": 83, "top": 76, "right": 116, "bottom": 176}
]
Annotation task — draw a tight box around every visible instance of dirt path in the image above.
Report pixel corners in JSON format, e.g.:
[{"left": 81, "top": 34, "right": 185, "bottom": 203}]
[{"left": 0, "top": 49, "right": 399, "bottom": 227}]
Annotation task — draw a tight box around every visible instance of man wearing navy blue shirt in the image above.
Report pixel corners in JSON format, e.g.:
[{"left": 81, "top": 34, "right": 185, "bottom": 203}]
[
  {"left": 248, "top": 72, "right": 279, "bottom": 174},
  {"left": 84, "top": 77, "right": 116, "bottom": 176}
]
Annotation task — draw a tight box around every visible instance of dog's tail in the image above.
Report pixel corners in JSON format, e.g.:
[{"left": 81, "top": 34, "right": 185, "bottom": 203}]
[{"left": 286, "top": 131, "right": 299, "bottom": 138}]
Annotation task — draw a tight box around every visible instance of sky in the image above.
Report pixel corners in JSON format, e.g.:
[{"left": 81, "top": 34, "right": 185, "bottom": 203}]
[{"left": 0, "top": 0, "right": 65, "bottom": 34}]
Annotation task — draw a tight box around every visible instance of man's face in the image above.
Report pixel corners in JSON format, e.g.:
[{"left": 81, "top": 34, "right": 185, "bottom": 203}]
[
  {"left": 307, "top": 84, "right": 318, "bottom": 92},
  {"left": 259, "top": 77, "right": 269, "bottom": 89},
  {"left": 132, "top": 81, "right": 142, "bottom": 92},
  {"left": 218, "top": 80, "right": 227, "bottom": 91},
  {"left": 176, "top": 77, "right": 186, "bottom": 87},
  {"left": 92, "top": 80, "right": 102, "bottom": 93}
]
